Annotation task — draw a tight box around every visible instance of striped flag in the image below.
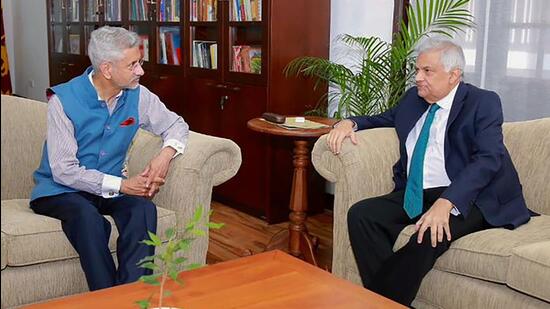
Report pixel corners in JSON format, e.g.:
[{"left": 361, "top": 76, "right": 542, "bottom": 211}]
[{"left": 1, "top": 3, "right": 12, "bottom": 95}]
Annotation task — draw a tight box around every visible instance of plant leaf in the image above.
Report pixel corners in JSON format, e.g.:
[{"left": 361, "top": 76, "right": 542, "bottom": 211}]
[
  {"left": 207, "top": 222, "right": 224, "bottom": 229},
  {"left": 136, "top": 255, "right": 155, "bottom": 265},
  {"left": 147, "top": 231, "right": 162, "bottom": 246},
  {"left": 140, "top": 239, "right": 157, "bottom": 246},
  {"left": 192, "top": 229, "right": 206, "bottom": 237},
  {"left": 193, "top": 206, "right": 204, "bottom": 223},
  {"left": 165, "top": 227, "right": 175, "bottom": 239},
  {"left": 186, "top": 263, "right": 203, "bottom": 271},
  {"left": 177, "top": 238, "right": 192, "bottom": 251},
  {"left": 174, "top": 257, "right": 188, "bottom": 264},
  {"left": 139, "top": 273, "right": 162, "bottom": 286},
  {"left": 136, "top": 299, "right": 150, "bottom": 309},
  {"left": 169, "top": 269, "right": 180, "bottom": 282},
  {"left": 139, "top": 262, "right": 159, "bottom": 270}
]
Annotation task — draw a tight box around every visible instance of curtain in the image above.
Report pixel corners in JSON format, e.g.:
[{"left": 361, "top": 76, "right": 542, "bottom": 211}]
[
  {"left": 453, "top": 0, "right": 550, "bottom": 121},
  {"left": 1, "top": 2, "right": 12, "bottom": 95}
]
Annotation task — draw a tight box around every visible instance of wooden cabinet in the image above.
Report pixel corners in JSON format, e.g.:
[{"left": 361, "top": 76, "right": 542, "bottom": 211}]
[
  {"left": 182, "top": 0, "right": 330, "bottom": 223},
  {"left": 46, "top": 0, "right": 330, "bottom": 223}
]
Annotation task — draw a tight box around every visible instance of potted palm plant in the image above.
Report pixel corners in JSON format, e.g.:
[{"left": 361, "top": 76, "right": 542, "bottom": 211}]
[{"left": 284, "top": 0, "right": 475, "bottom": 119}]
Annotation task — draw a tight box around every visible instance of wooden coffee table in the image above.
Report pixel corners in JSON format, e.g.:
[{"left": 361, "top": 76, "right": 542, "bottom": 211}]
[{"left": 24, "top": 250, "right": 405, "bottom": 309}]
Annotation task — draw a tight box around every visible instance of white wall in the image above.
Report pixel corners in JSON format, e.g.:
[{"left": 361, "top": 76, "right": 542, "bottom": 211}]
[
  {"left": 3, "top": 0, "right": 49, "bottom": 102},
  {"left": 330, "top": 0, "right": 394, "bottom": 51},
  {"left": 2, "top": 0, "right": 394, "bottom": 103},
  {"left": 328, "top": 0, "right": 395, "bottom": 115}
]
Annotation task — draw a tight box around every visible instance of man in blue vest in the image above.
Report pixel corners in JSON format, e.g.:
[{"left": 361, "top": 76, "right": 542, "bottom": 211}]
[
  {"left": 30, "top": 26, "right": 189, "bottom": 291},
  {"left": 326, "top": 38, "right": 531, "bottom": 306}
]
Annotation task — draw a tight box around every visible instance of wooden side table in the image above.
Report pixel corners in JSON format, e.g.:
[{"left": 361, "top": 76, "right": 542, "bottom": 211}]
[{"left": 247, "top": 116, "right": 336, "bottom": 266}]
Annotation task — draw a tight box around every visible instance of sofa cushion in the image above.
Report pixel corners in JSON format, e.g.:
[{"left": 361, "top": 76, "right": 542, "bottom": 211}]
[
  {"left": 1, "top": 199, "right": 176, "bottom": 267},
  {"left": 1, "top": 231, "right": 6, "bottom": 270},
  {"left": 394, "top": 215, "right": 550, "bottom": 284},
  {"left": 506, "top": 241, "right": 550, "bottom": 302}
]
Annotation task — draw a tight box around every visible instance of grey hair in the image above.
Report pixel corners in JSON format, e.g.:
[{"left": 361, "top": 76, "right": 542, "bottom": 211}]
[
  {"left": 415, "top": 37, "right": 465, "bottom": 73},
  {"left": 88, "top": 26, "right": 140, "bottom": 72}
]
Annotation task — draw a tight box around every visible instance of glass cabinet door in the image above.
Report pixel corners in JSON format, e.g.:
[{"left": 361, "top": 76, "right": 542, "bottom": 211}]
[
  {"left": 68, "top": 25, "right": 82, "bottom": 54},
  {"left": 84, "top": 0, "right": 99, "bottom": 21},
  {"left": 190, "top": 26, "right": 217, "bottom": 69},
  {"left": 67, "top": 0, "right": 80, "bottom": 22},
  {"left": 189, "top": 0, "right": 218, "bottom": 70},
  {"left": 50, "top": 0, "right": 64, "bottom": 22},
  {"left": 52, "top": 24, "right": 65, "bottom": 53},
  {"left": 158, "top": 26, "right": 182, "bottom": 65},
  {"left": 50, "top": 0, "right": 65, "bottom": 53},
  {"left": 228, "top": 0, "right": 263, "bottom": 75}
]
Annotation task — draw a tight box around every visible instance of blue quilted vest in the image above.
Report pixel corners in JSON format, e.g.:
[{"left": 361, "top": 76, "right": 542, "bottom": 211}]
[{"left": 31, "top": 67, "right": 140, "bottom": 201}]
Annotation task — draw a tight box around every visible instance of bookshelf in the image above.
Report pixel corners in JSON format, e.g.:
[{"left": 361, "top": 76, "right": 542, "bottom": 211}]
[
  {"left": 46, "top": 0, "right": 330, "bottom": 223},
  {"left": 182, "top": 0, "right": 330, "bottom": 223}
]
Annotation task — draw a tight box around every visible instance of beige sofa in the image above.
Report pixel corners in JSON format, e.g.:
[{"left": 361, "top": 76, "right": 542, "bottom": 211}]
[
  {"left": 0, "top": 95, "right": 242, "bottom": 308},
  {"left": 312, "top": 118, "right": 550, "bottom": 308}
]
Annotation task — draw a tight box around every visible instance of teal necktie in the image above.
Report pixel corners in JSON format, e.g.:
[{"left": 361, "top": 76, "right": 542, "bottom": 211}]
[{"left": 404, "top": 103, "right": 441, "bottom": 218}]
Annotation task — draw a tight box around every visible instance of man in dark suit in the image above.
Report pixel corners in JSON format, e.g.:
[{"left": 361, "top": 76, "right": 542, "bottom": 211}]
[{"left": 326, "top": 38, "right": 531, "bottom": 306}]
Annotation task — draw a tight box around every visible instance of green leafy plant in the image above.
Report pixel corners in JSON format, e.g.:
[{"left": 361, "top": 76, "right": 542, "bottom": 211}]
[
  {"left": 136, "top": 206, "right": 224, "bottom": 309},
  {"left": 284, "top": 0, "right": 475, "bottom": 119}
]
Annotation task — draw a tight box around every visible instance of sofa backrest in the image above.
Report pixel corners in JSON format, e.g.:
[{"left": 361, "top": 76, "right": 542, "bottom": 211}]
[
  {"left": 503, "top": 118, "right": 550, "bottom": 215},
  {"left": 1, "top": 95, "right": 48, "bottom": 201}
]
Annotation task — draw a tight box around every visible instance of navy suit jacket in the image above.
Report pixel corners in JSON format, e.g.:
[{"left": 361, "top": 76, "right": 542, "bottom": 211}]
[{"left": 349, "top": 82, "right": 531, "bottom": 229}]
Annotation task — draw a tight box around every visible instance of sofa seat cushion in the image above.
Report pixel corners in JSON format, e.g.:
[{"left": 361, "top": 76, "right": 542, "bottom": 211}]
[
  {"left": 1, "top": 199, "right": 176, "bottom": 267},
  {"left": 507, "top": 241, "right": 550, "bottom": 302},
  {"left": 394, "top": 215, "right": 550, "bottom": 284}
]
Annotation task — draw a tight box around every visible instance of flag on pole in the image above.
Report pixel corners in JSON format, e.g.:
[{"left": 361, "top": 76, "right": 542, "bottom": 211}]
[{"left": 1, "top": 3, "right": 13, "bottom": 95}]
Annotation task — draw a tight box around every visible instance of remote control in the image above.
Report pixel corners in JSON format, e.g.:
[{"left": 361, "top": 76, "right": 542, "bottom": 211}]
[{"left": 261, "top": 112, "right": 286, "bottom": 124}]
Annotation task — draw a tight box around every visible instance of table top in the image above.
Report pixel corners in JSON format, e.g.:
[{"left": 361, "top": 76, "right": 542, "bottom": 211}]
[
  {"left": 26, "top": 250, "right": 405, "bottom": 309},
  {"left": 247, "top": 116, "right": 337, "bottom": 138}
]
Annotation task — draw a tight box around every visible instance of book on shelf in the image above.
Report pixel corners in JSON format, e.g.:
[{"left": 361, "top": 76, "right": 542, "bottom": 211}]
[
  {"left": 55, "top": 37, "right": 63, "bottom": 53},
  {"left": 232, "top": 45, "right": 261, "bottom": 74},
  {"left": 159, "top": 0, "right": 180, "bottom": 22},
  {"left": 158, "top": 27, "right": 181, "bottom": 65},
  {"left": 70, "top": 0, "right": 80, "bottom": 21},
  {"left": 69, "top": 34, "right": 80, "bottom": 54},
  {"left": 105, "top": 0, "right": 121, "bottom": 21},
  {"left": 130, "top": 0, "right": 148, "bottom": 20},
  {"left": 192, "top": 40, "right": 217, "bottom": 69},
  {"left": 191, "top": 0, "right": 216, "bottom": 21},
  {"left": 139, "top": 35, "right": 149, "bottom": 61},
  {"left": 231, "top": 0, "right": 261, "bottom": 21},
  {"left": 210, "top": 44, "right": 218, "bottom": 69}
]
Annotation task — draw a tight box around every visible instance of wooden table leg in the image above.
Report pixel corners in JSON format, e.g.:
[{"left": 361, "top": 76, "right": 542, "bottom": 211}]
[{"left": 288, "top": 140, "right": 319, "bottom": 266}]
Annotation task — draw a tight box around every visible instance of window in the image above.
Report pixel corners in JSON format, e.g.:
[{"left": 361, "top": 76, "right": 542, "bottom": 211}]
[{"left": 453, "top": 0, "right": 550, "bottom": 121}]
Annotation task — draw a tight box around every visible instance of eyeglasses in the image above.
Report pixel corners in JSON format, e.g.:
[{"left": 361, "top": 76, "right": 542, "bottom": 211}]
[{"left": 125, "top": 58, "right": 145, "bottom": 72}]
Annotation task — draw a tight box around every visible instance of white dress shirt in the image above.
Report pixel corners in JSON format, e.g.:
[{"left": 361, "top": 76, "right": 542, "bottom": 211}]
[{"left": 405, "top": 84, "right": 460, "bottom": 215}]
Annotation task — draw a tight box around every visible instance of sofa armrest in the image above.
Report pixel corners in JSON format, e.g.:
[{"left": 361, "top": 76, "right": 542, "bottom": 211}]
[
  {"left": 311, "top": 127, "right": 399, "bottom": 282},
  {"left": 312, "top": 127, "right": 399, "bottom": 203},
  {"left": 126, "top": 130, "right": 241, "bottom": 235}
]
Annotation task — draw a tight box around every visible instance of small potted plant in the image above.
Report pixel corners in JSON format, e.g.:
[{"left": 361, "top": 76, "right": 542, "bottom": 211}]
[{"left": 136, "top": 206, "right": 224, "bottom": 309}]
